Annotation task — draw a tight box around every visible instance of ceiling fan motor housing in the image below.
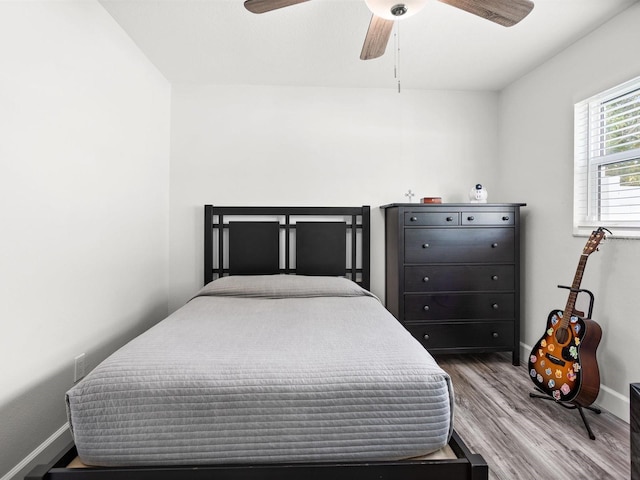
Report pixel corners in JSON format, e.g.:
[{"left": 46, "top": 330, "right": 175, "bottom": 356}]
[
  {"left": 391, "top": 3, "right": 407, "bottom": 16},
  {"left": 365, "top": 0, "right": 427, "bottom": 20}
]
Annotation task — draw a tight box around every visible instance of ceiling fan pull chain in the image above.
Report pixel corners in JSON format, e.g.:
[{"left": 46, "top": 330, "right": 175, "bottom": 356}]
[
  {"left": 395, "top": 21, "right": 401, "bottom": 93},
  {"left": 394, "top": 21, "right": 398, "bottom": 79}
]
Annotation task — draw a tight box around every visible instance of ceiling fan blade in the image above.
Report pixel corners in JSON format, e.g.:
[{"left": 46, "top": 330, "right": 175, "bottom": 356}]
[
  {"left": 360, "top": 15, "right": 394, "bottom": 60},
  {"left": 244, "top": 0, "right": 310, "bottom": 14},
  {"left": 438, "top": 0, "right": 534, "bottom": 27}
]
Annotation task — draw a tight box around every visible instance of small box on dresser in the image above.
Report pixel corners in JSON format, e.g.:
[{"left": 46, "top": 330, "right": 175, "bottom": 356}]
[{"left": 381, "top": 203, "right": 525, "bottom": 365}]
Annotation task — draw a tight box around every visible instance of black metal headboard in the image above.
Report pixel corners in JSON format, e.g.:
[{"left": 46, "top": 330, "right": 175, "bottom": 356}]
[{"left": 204, "top": 205, "right": 370, "bottom": 290}]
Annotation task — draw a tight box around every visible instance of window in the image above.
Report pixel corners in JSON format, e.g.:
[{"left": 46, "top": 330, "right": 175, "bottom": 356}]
[{"left": 574, "top": 76, "right": 640, "bottom": 237}]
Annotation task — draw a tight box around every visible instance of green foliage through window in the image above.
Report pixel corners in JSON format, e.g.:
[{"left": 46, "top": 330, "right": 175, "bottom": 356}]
[
  {"left": 601, "top": 89, "right": 640, "bottom": 187},
  {"left": 603, "top": 158, "right": 640, "bottom": 187}
]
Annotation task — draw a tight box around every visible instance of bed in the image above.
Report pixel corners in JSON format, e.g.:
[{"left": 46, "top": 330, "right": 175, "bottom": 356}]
[{"left": 26, "top": 205, "right": 488, "bottom": 480}]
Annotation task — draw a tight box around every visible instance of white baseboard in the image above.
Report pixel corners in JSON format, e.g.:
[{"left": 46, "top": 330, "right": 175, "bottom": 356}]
[
  {"left": 1, "top": 423, "right": 70, "bottom": 480},
  {"left": 520, "top": 342, "right": 630, "bottom": 422},
  {"left": 598, "top": 384, "right": 631, "bottom": 422}
]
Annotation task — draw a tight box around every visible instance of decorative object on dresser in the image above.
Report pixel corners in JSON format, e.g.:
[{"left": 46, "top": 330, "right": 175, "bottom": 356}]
[
  {"left": 469, "top": 184, "right": 488, "bottom": 203},
  {"left": 528, "top": 227, "right": 609, "bottom": 440},
  {"left": 381, "top": 203, "right": 525, "bottom": 366},
  {"left": 404, "top": 189, "right": 416, "bottom": 203},
  {"left": 632, "top": 383, "right": 640, "bottom": 480}
]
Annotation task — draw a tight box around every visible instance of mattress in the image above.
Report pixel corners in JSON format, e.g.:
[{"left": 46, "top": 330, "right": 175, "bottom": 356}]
[{"left": 66, "top": 275, "right": 454, "bottom": 467}]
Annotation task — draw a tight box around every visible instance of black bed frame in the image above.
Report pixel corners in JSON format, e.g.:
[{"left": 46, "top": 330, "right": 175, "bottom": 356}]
[
  {"left": 26, "top": 205, "right": 488, "bottom": 480},
  {"left": 26, "top": 431, "right": 486, "bottom": 480},
  {"left": 204, "top": 205, "right": 371, "bottom": 290}
]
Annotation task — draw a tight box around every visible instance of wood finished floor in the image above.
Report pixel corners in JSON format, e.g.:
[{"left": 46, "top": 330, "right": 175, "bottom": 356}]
[{"left": 435, "top": 353, "right": 630, "bottom": 480}]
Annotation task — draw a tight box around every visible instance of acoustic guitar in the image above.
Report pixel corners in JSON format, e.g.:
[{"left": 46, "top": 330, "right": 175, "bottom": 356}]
[{"left": 528, "top": 227, "right": 608, "bottom": 407}]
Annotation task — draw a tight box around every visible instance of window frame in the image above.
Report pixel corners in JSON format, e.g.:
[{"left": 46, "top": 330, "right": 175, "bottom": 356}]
[{"left": 574, "top": 76, "right": 640, "bottom": 238}]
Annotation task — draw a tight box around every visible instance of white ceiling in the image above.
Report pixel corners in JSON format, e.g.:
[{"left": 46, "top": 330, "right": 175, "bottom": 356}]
[{"left": 98, "top": 0, "right": 638, "bottom": 90}]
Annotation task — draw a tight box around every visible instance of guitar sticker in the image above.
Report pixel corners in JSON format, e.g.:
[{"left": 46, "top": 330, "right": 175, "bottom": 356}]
[{"left": 569, "top": 346, "right": 578, "bottom": 359}]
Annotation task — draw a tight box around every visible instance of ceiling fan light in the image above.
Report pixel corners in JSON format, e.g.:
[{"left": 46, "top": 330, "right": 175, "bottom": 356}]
[{"left": 364, "top": 0, "right": 427, "bottom": 20}]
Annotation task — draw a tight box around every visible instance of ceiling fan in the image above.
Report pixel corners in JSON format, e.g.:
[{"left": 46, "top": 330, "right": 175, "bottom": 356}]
[{"left": 243, "top": 0, "right": 534, "bottom": 60}]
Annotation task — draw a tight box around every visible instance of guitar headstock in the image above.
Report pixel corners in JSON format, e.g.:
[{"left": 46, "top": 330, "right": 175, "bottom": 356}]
[{"left": 583, "top": 227, "right": 612, "bottom": 255}]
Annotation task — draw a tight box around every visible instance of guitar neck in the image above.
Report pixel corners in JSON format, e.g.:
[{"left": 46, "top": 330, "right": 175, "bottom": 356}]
[{"left": 562, "top": 254, "right": 589, "bottom": 325}]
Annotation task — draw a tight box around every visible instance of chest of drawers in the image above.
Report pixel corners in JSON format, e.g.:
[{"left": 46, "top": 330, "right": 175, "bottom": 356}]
[{"left": 381, "top": 203, "right": 525, "bottom": 365}]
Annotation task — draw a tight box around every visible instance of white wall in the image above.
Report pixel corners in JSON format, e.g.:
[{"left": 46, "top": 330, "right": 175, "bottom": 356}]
[
  {"left": 169, "top": 85, "right": 500, "bottom": 309},
  {"left": 496, "top": 2, "right": 640, "bottom": 421},
  {"left": 0, "top": 1, "right": 171, "bottom": 478}
]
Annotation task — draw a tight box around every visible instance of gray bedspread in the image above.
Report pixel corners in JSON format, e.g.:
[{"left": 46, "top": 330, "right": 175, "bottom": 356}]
[{"left": 66, "top": 275, "right": 454, "bottom": 466}]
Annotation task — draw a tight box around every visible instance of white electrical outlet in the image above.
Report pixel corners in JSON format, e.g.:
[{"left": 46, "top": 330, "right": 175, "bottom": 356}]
[{"left": 74, "top": 353, "right": 86, "bottom": 382}]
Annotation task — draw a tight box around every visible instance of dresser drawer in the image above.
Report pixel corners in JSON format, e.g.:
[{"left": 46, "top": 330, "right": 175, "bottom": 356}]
[
  {"left": 405, "top": 228, "right": 515, "bottom": 263},
  {"left": 405, "top": 321, "right": 514, "bottom": 349},
  {"left": 404, "top": 293, "right": 515, "bottom": 320},
  {"left": 462, "top": 211, "right": 514, "bottom": 225},
  {"left": 404, "top": 265, "right": 515, "bottom": 292},
  {"left": 404, "top": 212, "right": 460, "bottom": 226}
]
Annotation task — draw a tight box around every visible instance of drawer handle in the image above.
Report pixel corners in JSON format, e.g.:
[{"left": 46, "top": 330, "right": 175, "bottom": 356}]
[
  {"left": 467, "top": 216, "right": 475, "bottom": 221},
  {"left": 491, "top": 275, "right": 499, "bottom": 281},
  {"left": 422, "top": 243, "right": 430, "bottom": 248},
  {"left": 423, "top": 305, "right": 430, "bottom": 311},
  {"left": 410, "top": 216, "right": 418, "bottom": 222},
  {"left": 423, "top": 276, "right": 430, "bottom": 282},
  {"left": 492, "top": 303, "right": 499, "bottom": 310},
  {"left": 423, "top": 334, "right": 430, "bottom": 340},
  {"left": 492, "top": 332, "right": 499, "bottom": 338},
  {"left": 446, "top": 216, "right": 454, "bottom": 222},
  {"left": 492, "top": 243, "right": 499, "bottom": 248},
  {"left": 502, "top": 216, "right": 510, "bottom": 221}
]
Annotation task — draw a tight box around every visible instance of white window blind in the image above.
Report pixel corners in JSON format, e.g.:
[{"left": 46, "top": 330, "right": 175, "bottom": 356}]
[{"left": 574, "top": 76, "right": 640, "bottom": 237}]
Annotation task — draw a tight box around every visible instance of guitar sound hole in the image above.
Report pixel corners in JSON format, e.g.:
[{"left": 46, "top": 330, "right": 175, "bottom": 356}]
[{"left": 555, "top": 327, "right": 570, "bottom": 344}]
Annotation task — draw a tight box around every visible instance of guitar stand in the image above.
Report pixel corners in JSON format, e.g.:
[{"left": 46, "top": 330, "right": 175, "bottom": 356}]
[
  {"left": 528, "top": 285, "right": 601, "bottom": 440},
  {"left": 529, "top": 388, "right": 601, "bottom": 440}
]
